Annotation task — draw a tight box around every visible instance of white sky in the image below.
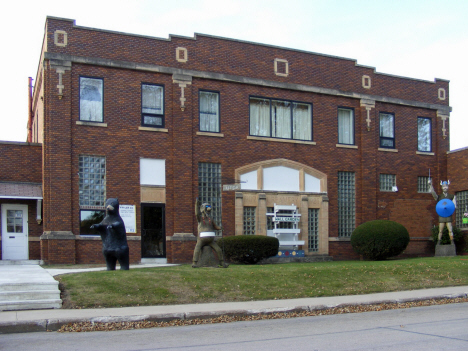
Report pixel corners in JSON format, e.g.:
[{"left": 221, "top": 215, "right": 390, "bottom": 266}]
[{"left": 1, "top": 0, "right": 466, "bottom": 150}]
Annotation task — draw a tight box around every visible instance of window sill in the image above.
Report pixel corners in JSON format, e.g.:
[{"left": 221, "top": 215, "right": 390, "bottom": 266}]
[
  {"left": 76, "top": 121, "right": 108, "bottom": 127},
  {"left": 378, "top": 148, "right": 398, "bottom": 153},
  {"left": 247, "top": 136, "right": 316, "bottom": 145},
  {"left": 336, "top": 144, "right": 358, "bottom": 149},
  {"left": 197, "top": 131, "right": 224, "bottom": 137},
  {"left": 416, "top": 151, "right": 435, "bottom": 156},
  {"left": 139, "top": 126, "right": 169, "bottom": 133},
  {"left": 329, "top": 237, "right": 351, "bottom": 242}
]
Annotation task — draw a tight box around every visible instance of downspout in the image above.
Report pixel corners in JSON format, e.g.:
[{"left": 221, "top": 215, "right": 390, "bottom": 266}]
[{"left": 27, "top": 77, "right": 33, "bottom": 142}]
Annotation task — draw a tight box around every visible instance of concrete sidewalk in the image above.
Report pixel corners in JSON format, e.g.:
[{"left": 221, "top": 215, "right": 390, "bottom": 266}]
[{"left": 1, "top": 284, "right": 467, "bottom": 334}]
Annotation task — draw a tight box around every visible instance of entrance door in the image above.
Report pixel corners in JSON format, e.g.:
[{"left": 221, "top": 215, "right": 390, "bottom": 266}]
[
  {"left": 141, "top": 204, "right": 165, "bottom": 258},
  {"left": 1, "top": 204, "right": 29, "bottom": 260}
]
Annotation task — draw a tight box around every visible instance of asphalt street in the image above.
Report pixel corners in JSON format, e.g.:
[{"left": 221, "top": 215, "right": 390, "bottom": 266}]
[{"left": 2, "top": 302, "right": 467, "bottom": 351}]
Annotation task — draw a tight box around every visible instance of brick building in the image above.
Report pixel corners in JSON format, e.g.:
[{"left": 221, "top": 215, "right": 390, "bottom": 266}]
[{"left": 1, "top": 16, "right": 466, "bottom": 264}]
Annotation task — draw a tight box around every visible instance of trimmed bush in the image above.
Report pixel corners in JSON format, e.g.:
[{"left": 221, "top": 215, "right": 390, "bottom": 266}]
[
  {"left": 431, "top": 225, "right": 465, "bottom": 254},
  {"left": 218, "top": 235, "right": 279, "bottom": 264},
  {"left": 351, "top": 220, "right": 410, "bottom": 260}
]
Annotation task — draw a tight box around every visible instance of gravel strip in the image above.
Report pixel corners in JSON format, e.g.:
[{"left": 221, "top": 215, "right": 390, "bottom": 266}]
[{"left": 57, "top": 296, "right": 468, "bottom": 332}]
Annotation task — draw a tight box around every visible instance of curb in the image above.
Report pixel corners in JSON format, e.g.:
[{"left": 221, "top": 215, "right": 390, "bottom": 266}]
[{"left": 1, "top": 292, "right": 467, "bottom": 334}]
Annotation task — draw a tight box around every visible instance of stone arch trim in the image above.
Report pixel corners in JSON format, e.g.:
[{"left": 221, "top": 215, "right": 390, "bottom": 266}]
[{"left": 235, "top": 158, "right": 327, "bottom": 192}]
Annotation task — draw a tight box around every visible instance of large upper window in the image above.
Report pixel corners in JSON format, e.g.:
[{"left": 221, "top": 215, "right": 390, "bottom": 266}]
[
  {"left": 249, "top": 97, "right": 312, "bottom": 141},
  {"left": 338, "top": 108, "right": 354, "bottom": 145},
  {"left": 142, "top": 84, "right": 164, "bottom": 128},
  {"left": 379, "top": 112, "right": 395, "bottom": 148},
  {"left": 80, "top": 77, "right": 103, "bottom": 122},
  {"left": 199, "top": 91, "right": 220, "bottom": 132},
  {"left": 417, "top": 117, "right": 432, "bottom": 152}
]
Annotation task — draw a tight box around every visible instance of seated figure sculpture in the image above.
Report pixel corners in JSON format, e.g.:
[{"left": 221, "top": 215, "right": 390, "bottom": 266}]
[
  {"left": 91, "top": 198, "right": 130, "bottom": 270},
  {"left": 192, "top": 198, "right": 228, "bottom": 268}
]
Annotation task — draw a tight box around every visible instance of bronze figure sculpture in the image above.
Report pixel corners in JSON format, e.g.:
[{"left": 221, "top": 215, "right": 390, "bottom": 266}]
[{"left": 192, "top": 198, "right": 228, "bottom": 268}]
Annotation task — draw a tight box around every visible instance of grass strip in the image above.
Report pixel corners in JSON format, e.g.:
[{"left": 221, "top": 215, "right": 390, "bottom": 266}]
[{"left": 56, "top": 257, "right": 468, "bottom": 309}]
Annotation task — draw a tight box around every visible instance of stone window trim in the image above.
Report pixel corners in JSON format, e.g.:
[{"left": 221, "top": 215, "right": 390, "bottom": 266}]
[
  {"left": 54, "top": 30, "right": 68, "bottom": 47},
  {"left": 274, "top": 58, "right": 289, "bottom": 77},
  {"left": 438, "top": 88, "right": 446, "bottom": 101},
  {"left": 176, "top": 47, "right": 188, "bottom": 63},
  {"left": 235, "top": 158, "right": 327, "bottom": 193},
  {"left": 197, "top": 131, "right": 224, "bottom": 137},
  {"left": 336, "top": 144, "right": 358, "bottom": 149},
  {"left": 138, "top": 126, "right": 168, "bottom": 133},
  {"left": 362, "top": 75, "right": 371, "bottom": 89},
  {"left": 378, "top": 148, "right": 398, "bottom": 153},
  {"left": 76, "top": 121, "right": 108, "bottom": 127},
  {"left": 247, "top": 136, "right": 316, "bottom": 145}
]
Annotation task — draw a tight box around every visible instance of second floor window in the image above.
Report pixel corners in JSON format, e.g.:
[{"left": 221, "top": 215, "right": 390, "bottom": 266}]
[
  {"left": 199, "top": 91, "right": 220, "bottom": 132},
  {"left": 338, "top": 108, "right": 354, "bottom": 145},
  {"left": 418, "top": 117, "right": 431, "bottom": 152},
  {"left": 142, "top": 84, "right": 164, "bottom": 128},
  {"left": 249, "top": 97, "right": 312, "bottom": 141},
  {"left": 80, "top": 77, "right": 103, "bottom": 122},
  {"left": 380, "top": 112, "right": 395, "bottom": 148}
]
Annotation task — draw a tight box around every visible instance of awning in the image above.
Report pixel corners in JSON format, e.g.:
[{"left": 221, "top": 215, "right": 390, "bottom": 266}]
[{"left": 0, "top": 182, "right": 43, "bottom": 199}]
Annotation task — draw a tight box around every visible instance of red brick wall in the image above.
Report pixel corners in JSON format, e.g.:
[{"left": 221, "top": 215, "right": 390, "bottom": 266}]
[
  {"left": 0, "top": 142, "right": 42, "bottom": 183},
  {"left": 32, "top": 17, "right": 452, "bottom": 263},
  {"left": 448, "top": 147, "right": 468, "bottom": 193}
]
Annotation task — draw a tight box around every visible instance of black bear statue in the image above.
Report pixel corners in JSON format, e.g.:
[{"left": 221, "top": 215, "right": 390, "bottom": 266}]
[{"left": 91, "top": 198, "right": 130, "bottom": 270}]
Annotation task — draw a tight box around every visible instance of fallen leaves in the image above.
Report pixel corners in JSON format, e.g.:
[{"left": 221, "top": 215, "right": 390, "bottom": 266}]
[{"left": 57, "top": 296, "right": 468, "bottom": 333}]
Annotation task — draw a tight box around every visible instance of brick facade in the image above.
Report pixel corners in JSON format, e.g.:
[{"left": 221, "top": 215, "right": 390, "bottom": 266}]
[{"left": 2, "top": 16, "right": 465, "bottom": 263}]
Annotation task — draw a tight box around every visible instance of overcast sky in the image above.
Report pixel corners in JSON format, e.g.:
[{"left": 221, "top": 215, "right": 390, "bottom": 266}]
[{"left": 1, "top": 0, "right": 466, "bottom": 150}]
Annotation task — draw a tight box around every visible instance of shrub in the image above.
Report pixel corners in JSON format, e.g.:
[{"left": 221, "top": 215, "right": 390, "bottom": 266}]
[
  {"left": 351, "top": 220, "right": 410, "bottom": 260},
  {"left": 218, "top": 235, "right": 279, "bottom": 264},
  {"left": 431, "top": 225, "right": 465, "bottom": 253}
]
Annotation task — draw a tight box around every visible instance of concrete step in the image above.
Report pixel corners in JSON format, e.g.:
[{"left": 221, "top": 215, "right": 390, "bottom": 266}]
[
  {"left": 0, "top": 299, "right": 62, "bottom": 311},
  {"left": 0, "top": 281, "right": 59, "bottom": 291},
  {"left": 0, "top": 290, "right": 60, "bottom": 302},
  {"left": 0, "top": 260, "right": 43, "bottom": 265},
  {"left": 0, "top": 264, "right": 62, "bottom": 311}
]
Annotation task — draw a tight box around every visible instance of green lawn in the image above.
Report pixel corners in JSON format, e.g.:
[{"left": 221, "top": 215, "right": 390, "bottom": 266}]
[{"left": 56, "top": 257, "right": 468, "bottom": 309}]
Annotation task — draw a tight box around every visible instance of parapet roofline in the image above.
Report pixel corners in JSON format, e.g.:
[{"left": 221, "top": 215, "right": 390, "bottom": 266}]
[{"left": 45, "top": 16, "right": 449, "bottom": 85}]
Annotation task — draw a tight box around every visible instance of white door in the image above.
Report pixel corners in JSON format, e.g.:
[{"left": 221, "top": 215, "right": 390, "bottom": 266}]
[{"left": 1, "top": 204, "right": 29, "bottom": 260}]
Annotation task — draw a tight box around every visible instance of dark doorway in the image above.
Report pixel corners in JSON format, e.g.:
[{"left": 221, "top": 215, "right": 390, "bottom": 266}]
[{"left": 141, "top": 204, "right": 165, "bottom": 258}]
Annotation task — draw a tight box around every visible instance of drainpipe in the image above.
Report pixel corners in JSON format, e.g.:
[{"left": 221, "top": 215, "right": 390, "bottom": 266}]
[{"left": 27, "top": 77, "right": 33, "bottom": 143}]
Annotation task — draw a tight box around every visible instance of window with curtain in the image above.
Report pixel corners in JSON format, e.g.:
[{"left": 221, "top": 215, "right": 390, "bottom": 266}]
[
  {"left": 380, "top": 113, "right": 395, "bottom": 148},
  {"left": 199, "top": 91, "right": 220, "bottom": 132},
  {"left": 80, "top": 77, "right": 103, "bottom": 122},
  {"left": 141, "top": 84, "right": 164, "bottom": 127},
  {"left": 250, "top": 97, "right": 312, "bottom": 141},
  {"left": 417, "top": 117, "right": 431, "bottom": 152},
  {"left": 338, "top": 108, "right": 354, "bottom": 145}
]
